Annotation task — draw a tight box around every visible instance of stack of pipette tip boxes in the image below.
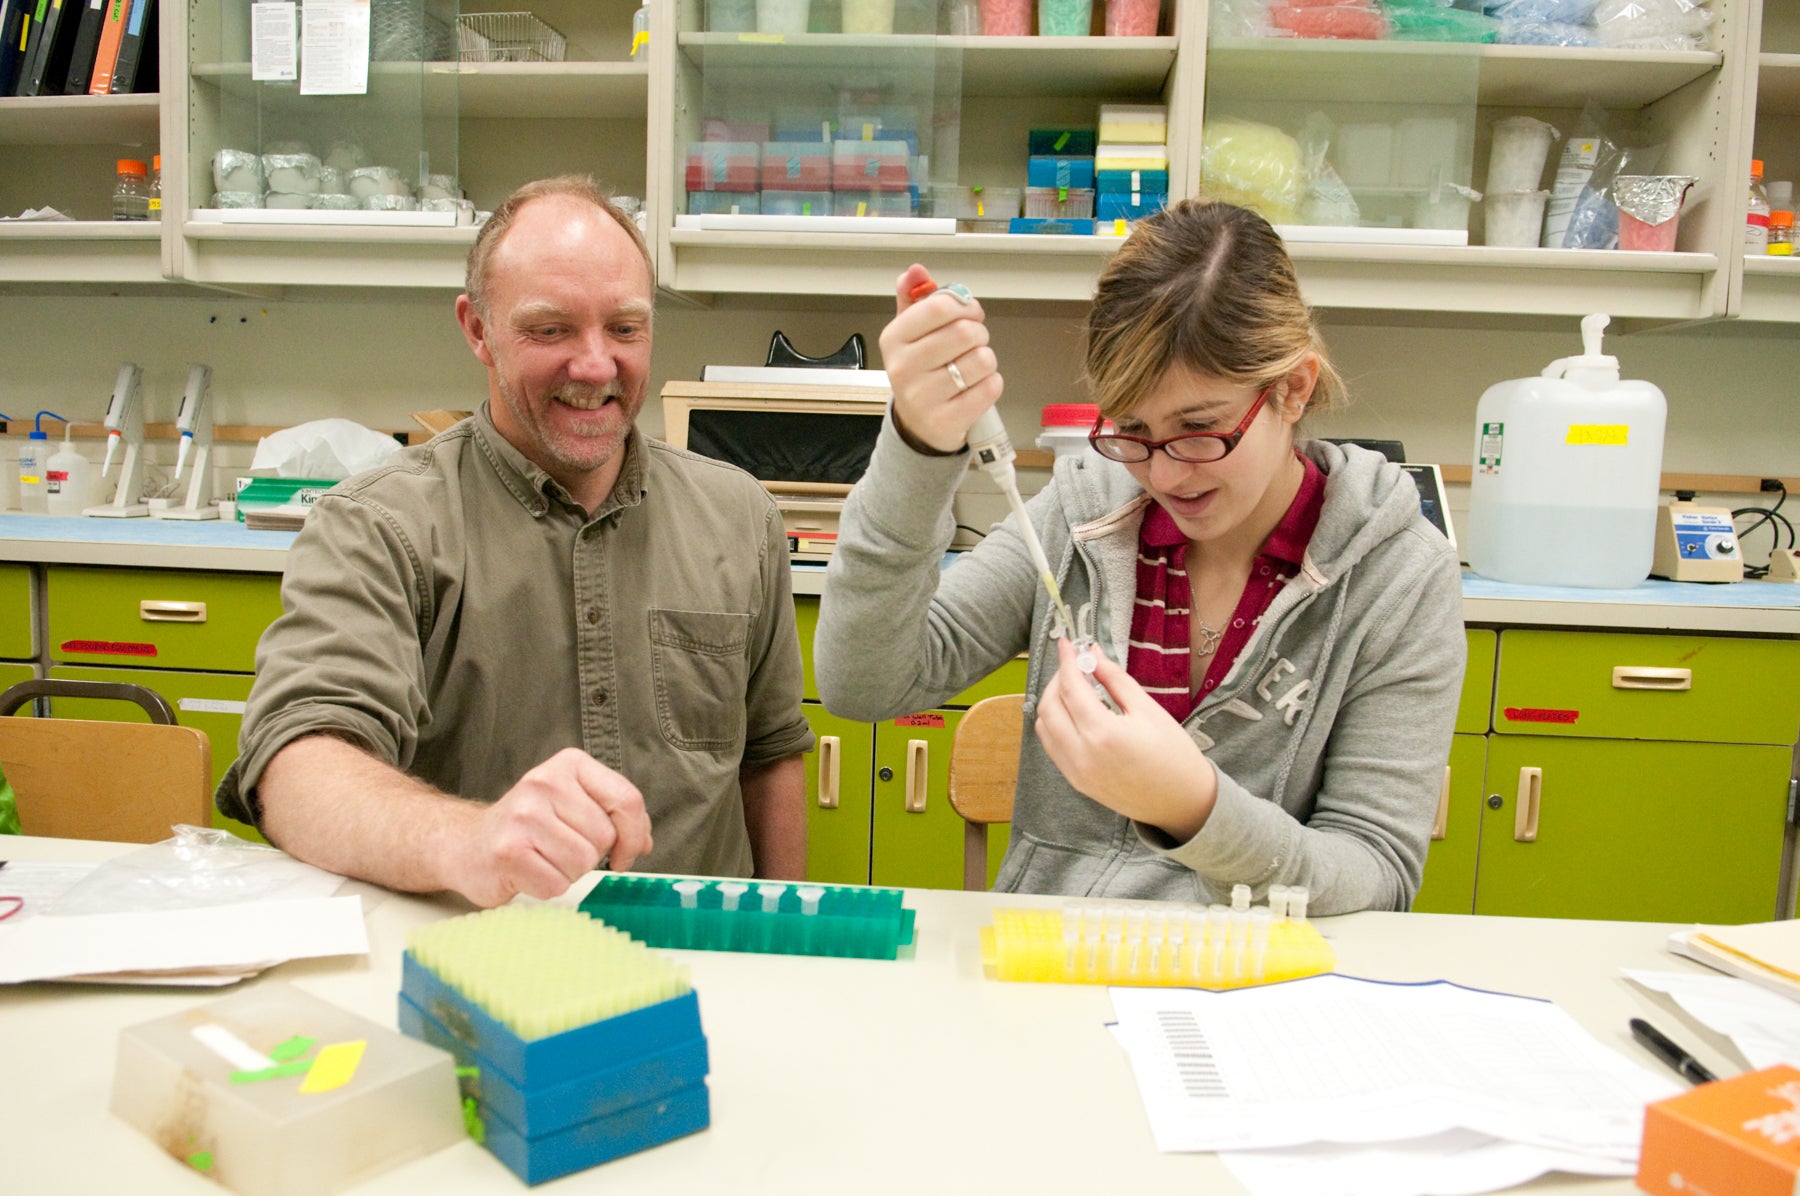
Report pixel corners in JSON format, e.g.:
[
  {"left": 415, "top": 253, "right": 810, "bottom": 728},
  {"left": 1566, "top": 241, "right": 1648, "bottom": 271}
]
[
  {"left": 578, "top": 874, "right": 916, "bottom": 960},
  {"left": 981, "top": 883, "right": 1334, "bottom": 989},
  {"left": 397, "top": 905, "right": 710, "bottom": 1185}
]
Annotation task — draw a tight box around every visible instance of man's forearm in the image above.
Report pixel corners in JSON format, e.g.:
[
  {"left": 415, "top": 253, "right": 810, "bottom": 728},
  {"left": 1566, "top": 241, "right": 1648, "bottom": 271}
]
[
  {"left": 740, "top": 754, "right": 807, "bottom": 880},
  {"left": 257, "top": 734, "right": 482, "bottom": 895}
]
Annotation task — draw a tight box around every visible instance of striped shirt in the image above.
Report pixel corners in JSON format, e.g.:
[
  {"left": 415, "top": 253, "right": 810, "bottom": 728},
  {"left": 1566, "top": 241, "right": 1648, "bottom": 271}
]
[{"left": 1127, "top": 453, "right": 1327, "bottom": 720}]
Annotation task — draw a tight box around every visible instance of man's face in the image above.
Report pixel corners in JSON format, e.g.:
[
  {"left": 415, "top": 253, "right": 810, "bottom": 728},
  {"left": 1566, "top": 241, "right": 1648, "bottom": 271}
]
[{"left": 456, "top": 196, "right": 654, "bottom": 504}]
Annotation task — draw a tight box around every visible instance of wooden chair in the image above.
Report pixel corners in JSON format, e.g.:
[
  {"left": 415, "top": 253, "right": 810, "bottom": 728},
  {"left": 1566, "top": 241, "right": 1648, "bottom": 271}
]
[
  {"left": 947, "top": 693, "right": 1025, "bottom": 892},
  {"left": 0, "top": 679, "right": 211, "bottom": 843}
]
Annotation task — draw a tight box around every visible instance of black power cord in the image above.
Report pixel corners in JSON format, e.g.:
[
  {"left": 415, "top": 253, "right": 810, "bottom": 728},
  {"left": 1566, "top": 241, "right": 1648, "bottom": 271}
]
[{"left": 1733, "top": 481, "right": 1793, "bottom": 579}]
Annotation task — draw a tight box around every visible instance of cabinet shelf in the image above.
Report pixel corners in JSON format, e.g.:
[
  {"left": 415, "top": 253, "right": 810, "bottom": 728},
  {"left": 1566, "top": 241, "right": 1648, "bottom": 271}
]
[
  {"left": 1740, "top": 256, "right": 1800, "bottom": 322},
  {"left": 0, "top": 221, "right": 163, "bottom": 284},
  {"left": 179, "top": 219, "right": 472, "bottom": 288},
  {"left": 1757, "top": 53, "right": 1800, "bottom": 113},
  {"left": 0, "top": 94, "right": 161, "bottom": 146},
  {"left": 677, "top": 33, "right": 1177, "bottom": 97},
  {"left": 1204, "top": 40, "right": 1720, "bottom": 109},
  {"left": 188, "top": 60, "right": 649, "bottom": 119}
]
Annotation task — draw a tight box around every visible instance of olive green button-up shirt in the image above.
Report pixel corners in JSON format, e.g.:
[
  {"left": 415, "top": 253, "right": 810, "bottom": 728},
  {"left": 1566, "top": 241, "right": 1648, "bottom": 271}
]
[{"left": 217, "top": 405, "right": 815, "bottom": 878}]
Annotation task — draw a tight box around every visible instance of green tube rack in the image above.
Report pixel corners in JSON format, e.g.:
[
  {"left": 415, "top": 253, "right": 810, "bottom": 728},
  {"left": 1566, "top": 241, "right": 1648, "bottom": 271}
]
[{"left": 577, "top": 875, "right": 916, "bottom": 960}]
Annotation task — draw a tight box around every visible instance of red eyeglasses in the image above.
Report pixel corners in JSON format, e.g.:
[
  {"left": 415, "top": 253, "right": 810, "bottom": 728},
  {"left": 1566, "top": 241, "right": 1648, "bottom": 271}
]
[{"left": 1088, "top": 383, "right": 1274, "bottom": 464}]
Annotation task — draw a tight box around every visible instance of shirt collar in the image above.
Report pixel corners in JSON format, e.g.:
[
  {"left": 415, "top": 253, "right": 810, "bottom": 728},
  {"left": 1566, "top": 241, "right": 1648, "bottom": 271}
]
[
  {"left": 1136, "top": 449, "right": 1326, "bottom": 563},
  {"left": 473, "top": 401, "right": 648, "bottom": 519}
]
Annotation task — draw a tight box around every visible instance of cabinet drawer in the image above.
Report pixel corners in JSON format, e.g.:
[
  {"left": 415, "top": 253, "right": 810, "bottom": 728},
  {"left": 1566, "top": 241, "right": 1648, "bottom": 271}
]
[
  {"left": 1494, "top": 630, "right": 1800, "bottom": 745},
  {"left": 47, "top": 566, "right": 283, "bottom": 673},
  {"left": 794, "top": 595, "right": 1029, "bottom": 707},
  {"left": 0, "top": 563, "right": 32, "bottom": 660}
]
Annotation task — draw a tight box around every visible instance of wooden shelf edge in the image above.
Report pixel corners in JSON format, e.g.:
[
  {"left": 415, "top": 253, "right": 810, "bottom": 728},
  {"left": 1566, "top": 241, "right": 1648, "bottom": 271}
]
[{"left": 1439, "top": 465, "right": 1798, "bottom": 494}]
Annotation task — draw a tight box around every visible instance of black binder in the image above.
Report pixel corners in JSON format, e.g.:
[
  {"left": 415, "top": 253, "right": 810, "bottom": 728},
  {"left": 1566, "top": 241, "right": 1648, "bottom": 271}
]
[
  {"left": 106, "top": 0, "right": 151, "bottom": 93},
  {"left": 0, "top": 0, "right": 28, "bottom": 96},
  {"left": 11, "top": 0, "right": 44, "bottom": 96},
  {"left": 58, "top": 0, "right": 103, "bottom": 93},
  {"left": 20, "top": 0, "right": 80, "bottom": 96}
]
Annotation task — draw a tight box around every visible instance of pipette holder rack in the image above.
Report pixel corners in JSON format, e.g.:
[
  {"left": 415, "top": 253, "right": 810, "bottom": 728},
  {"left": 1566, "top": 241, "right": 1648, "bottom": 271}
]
[
  {"left": 399, "top": 950, "right": 710, "bottom": 1186},
  {"left": 578, "top": 874, "right": 916, "bottom": 960},
  {"left": 981, "top": 903, "right": 1336, "bottom": 990},
  {"left": 155, "top": 363, "right": 219, "bottom": 520},
  {"left": 86, "top": 362, "right": 149, "bottom": 518}
]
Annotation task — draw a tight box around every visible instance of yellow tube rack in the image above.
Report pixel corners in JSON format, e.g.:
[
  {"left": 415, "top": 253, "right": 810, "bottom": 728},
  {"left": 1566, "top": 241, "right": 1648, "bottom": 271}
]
[{"left": 980, "top": 903, "right": 1335, "bottom": 990}]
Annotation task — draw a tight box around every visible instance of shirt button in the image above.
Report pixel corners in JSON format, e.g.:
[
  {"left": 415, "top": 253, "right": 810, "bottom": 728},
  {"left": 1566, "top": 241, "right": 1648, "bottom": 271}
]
[
  {"left": 1259, "top": 565, "right": 1271, "bottom": 576},
  {"left": 585, "top": 606, "right": 600, "bottom": 625},
  {"left": 590, "top": 689, "right": 608, "bottom": 707},
  {"left": 1233, "top": 618, "right": 1245, "bottom": 628}
]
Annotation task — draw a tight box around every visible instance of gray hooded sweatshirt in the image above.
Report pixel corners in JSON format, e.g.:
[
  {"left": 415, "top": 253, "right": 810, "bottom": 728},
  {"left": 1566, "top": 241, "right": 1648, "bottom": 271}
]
[{"left": 815, "top": 417, "right": 1466, "bottom": 914}]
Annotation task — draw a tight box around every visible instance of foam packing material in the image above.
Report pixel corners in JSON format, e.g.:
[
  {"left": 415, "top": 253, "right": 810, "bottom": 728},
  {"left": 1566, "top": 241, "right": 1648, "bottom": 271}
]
[
  {"left": 1199, "top": 118, "right": 1303, "bottom": 224},
  {"left": 110, "top": 981, "right": 463, "bottom": 1196}
]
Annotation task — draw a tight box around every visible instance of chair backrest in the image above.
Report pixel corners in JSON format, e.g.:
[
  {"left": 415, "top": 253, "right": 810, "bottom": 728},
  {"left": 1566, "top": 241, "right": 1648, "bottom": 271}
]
[
  {"left": 0, "top": 679, "right": 211, "bottom": 844},
  {"left": 947, "top": 693, "right": 1025, "bottom": 892}
]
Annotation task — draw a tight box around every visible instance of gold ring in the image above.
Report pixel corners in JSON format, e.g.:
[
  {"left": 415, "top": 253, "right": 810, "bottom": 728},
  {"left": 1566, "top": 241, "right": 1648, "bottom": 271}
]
[{"left": 946, "top": 361, "right": 968, "bottom": 391}]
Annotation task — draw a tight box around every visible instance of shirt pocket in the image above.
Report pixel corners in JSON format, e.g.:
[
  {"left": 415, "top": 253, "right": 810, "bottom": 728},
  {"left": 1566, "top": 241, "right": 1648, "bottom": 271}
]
[{"left": 649, "top": 607, "right": 751, "bottom": 752}]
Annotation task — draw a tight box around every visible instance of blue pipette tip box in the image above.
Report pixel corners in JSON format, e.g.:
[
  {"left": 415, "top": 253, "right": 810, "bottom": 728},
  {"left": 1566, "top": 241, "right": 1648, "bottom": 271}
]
[{"left": 398, "top": 951, "right": 710, "bottom": 1185}]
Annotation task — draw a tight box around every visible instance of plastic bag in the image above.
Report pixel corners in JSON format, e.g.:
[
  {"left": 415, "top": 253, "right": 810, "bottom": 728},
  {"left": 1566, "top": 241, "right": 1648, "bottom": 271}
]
[
  {"left": 1561, "top": 137, "right": 1667, "bottom": 250},
  {"left": 1298, "top": 113, "right": 1362, "bottom": 226},
  {"left": 1210, "top": 0, "right": 1277, "bottom": 37},
  {"left": 1200, "top": 117, "right": 1305, "bottom": 224},
  {"left": 1496, "top": 18, "right": 1600, "bottom": 43},
  {"left": 1591, "top": 0, "right": 1712, "bottom": 48},
  {"left": 1483, "top": 0, "right": 1598, "bottom": 22},
  {"left": 46, "top": 825, "right": 346, "bottom": 917}
]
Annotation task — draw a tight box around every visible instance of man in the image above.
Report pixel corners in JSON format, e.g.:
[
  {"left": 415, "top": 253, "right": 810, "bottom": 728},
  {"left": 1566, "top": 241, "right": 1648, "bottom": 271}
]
[{"left": 217, "top": 176, "right": 814, "bottom": 908}]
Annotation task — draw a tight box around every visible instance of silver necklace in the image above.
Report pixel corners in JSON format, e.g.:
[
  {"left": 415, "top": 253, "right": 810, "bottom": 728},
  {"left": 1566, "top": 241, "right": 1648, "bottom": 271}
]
[{"left": 1195, "top": 621, "right": 1223, "bottom": 657}]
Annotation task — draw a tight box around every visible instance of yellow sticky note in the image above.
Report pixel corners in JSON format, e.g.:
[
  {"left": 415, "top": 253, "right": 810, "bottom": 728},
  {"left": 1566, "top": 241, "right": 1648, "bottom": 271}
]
[
  {"left": 298, "top": 1040, "right": 366, "bottom": 1094},
  {"left": 1565, "top": 424, "right": 1629, "bottom": 446}
]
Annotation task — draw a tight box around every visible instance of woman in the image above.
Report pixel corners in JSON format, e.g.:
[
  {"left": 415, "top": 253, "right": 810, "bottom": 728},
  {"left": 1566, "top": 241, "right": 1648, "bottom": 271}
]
[{"left": 814, "top": 200, "right": 1465, "bottom": 914}]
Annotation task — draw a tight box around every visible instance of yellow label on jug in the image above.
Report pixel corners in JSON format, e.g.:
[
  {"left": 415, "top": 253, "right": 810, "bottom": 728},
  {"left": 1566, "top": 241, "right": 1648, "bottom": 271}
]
[{"left": 1565, "top": 424, "right": 1629, "bottom": 446}]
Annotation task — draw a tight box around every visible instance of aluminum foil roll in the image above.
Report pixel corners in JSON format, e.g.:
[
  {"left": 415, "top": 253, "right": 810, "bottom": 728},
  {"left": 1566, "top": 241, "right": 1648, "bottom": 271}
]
[{"left": 1612, "top": 175, "right": 1697, "bottom": 225}]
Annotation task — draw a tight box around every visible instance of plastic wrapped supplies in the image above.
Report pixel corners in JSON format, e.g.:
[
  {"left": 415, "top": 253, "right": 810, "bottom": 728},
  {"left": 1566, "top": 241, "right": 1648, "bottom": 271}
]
[{"left": 1200, "top": 118, "right": 1304, "bottom": 224}]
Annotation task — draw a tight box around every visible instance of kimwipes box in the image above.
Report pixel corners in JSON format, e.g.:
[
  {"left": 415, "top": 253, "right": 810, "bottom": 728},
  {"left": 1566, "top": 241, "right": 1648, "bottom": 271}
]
[{"left": 1638, "top": 1064, "right": 1800, "bottom": 1196}]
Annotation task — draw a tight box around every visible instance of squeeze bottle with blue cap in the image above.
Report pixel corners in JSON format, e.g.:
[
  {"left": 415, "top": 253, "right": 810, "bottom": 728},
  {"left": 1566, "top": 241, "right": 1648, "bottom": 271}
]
[
  {"left": 17, "top": 412, "right": 58, "bottom": 514},
  {"left": 1465, "top": 313, "right": 1667, "bottom": 589},
  {"left": 45, "top": 424, "right": 93, "bottom": 517}
]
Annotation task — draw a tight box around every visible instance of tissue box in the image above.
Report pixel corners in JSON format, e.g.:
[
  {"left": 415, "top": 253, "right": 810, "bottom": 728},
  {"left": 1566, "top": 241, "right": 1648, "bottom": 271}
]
[{"left": 1638, "top": 1064, "right": 1800, "bottom": 1196}]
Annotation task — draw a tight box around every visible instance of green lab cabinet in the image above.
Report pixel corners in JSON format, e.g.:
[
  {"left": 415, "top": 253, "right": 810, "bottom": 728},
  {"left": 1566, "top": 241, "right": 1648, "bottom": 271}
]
[
  {"left": 46, "top": 566, "right": 283, "bottom": 672},
  {"left": 803, "top": 701, "right": 874, "bottom": 886},
  {"left": 1458, "top": 630, "right": 1496, "bottom": 734},
  {"left": 1492, "top": 630, "right": 1800, "bottom": 745},
  {"left": 1, "top": 662, "right": 36, "bottom": 709},
  {"left": 1409, "top": 733, "right": 1487, "bottom": 915},
  {"left": 1474, "top": 734, "right": 1790, "bottom": 923},
  {"left": 49, "top": 664, "right": 262, "bottom": 841},
  {"left": 0, "top": 563, "right": 32, "bottom": 660}
]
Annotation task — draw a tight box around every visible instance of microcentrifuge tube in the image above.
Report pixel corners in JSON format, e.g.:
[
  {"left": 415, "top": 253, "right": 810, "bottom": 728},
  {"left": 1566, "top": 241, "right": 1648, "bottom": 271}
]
[
  {"left": 1230, "top": 883, "right": 1251, "bottom": 912},
  {"left": 1105, "top": 915, "right": 1125, "bottom": 977},
  {"left": 1289, "top": 886, "right": 1310, "bottom": 922},
  {"left": 796, "top": 885, "right": 825, "bottom": 915},
  {"left": 716, "top": 880, "right": 749, "bottom": 912},
  {"left": 1062, "top": 907, "right": 1081, "bottom": 975},
  {"left": 1249, "top": 906, "right": 1272, "bottom": 982},
  {"left": 1229, "top": 909, "right": 1250, "bottom": 980},
  {"left": 757, "top": 883, "right": 788, "bottom": 913},
  {"left": 1208, "top": 904, "right": 1229, "bottom": 981},
  {"left": 673, "top": 879, "right": 704, "bottom": 910},
  {"left": 1267, "top": 884, "right": 1290, "bottom": 920}
]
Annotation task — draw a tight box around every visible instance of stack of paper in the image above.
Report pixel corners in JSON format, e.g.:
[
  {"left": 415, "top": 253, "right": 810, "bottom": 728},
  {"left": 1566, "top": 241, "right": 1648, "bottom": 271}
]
[
  {"left": 1111, "top": 974, "right": 1678, "bottom": 1196},
  {"left": 1670, "top": 921, "right": 1800, "bottom": 1002}
]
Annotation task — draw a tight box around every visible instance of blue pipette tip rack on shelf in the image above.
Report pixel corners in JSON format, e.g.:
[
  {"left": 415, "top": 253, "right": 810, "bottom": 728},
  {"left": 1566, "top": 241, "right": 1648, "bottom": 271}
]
[{"left": 577, "top": 874, "right": 917, "bottom": 960}]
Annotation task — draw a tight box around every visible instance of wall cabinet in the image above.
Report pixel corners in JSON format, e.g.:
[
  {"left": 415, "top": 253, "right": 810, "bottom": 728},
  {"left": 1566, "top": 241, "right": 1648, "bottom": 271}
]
[{"left": 0, "top": 0, "right": 1794, "bottom": 321}]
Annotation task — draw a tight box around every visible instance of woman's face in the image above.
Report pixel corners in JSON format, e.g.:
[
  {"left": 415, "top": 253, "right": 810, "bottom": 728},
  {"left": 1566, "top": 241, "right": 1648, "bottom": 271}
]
[{"left": 1113, "top": 361, "right": 1311, "bottom": 547}]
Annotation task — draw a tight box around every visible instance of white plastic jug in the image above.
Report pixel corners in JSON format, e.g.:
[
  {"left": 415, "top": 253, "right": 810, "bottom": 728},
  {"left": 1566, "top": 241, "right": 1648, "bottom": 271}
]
[{"left": 1465, "top": 313, "right": 1666, "bottom": 589}]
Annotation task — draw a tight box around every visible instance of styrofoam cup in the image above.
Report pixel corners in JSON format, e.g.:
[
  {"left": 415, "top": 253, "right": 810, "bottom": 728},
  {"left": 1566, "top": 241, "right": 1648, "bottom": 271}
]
[{"left": 1484, "top": 190, "right": 1548, "bottom": 247}]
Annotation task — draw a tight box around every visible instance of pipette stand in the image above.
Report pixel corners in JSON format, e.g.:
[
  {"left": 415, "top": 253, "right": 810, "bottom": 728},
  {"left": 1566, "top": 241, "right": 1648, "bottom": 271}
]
[
  {"left": 154, "top": 363, "right": 219, "bottom": 520},
  {"left": 85, "top": 363, "right": 149, "bottom": 518}
]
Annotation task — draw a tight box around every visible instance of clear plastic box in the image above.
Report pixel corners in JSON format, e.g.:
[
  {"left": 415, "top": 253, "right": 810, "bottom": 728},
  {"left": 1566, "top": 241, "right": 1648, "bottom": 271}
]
[
  {"left": 688, "top": 190, "right": 761, "bottom": 215},
  {"left": 110, "top": 982, "right": 463, "bottom": 1196},
  {"left": 761, "top": 190, "right": 834, "bottom": 216},
  {"left": 832, "top": 140, "right": 913, "bottom": 191},
  {"left": 685, "top": 141, "right": 760, "bottom": 192},
  {"left": 834, "top": 190, "right": 916, "bottom": 217},
  {"left": 1025, "top": 186, "right": 1094, "bottom": 218},
  {"left": 761, "top": 143, "right": 833, "bottom": 191}
]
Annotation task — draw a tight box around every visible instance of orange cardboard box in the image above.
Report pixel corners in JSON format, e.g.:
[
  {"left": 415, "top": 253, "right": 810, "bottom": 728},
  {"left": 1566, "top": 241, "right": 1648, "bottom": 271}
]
[{"left": 1638, "top": 1064, "right": 1800, "bottom": 1196}]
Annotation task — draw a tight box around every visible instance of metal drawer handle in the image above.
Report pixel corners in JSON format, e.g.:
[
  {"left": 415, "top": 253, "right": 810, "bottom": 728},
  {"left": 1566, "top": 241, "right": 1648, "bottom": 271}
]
[
  {"left": 1432, "top": 765, "right": 1451, "bottom": 841},
  {"left": 816, "top": 736, "right": 840, "bottom": 809},
  {"left": 1611, "top": 666, "right": 1690, "bottom": 691},
  {"left": 140, "top": 601, "right": 207, "bottom": 623},
  {"left": 904, "top": 739, "right": 928, "bottom": 814},
  {"left": 1514, "top": 767, "right": 1542, "bottom": 842}
]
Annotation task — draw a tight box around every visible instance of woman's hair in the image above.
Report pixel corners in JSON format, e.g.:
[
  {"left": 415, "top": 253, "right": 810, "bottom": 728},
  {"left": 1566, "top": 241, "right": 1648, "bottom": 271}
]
[
  {"left": 1084, "top": 199, "right": 1345, "bottom": 421},
  {"left": 464, "top": 175, "right": 653, "bottom": 316}
]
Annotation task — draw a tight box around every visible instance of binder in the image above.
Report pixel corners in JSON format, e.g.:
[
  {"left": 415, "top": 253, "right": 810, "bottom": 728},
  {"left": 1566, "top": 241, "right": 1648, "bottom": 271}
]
[
  {"left": 20, "top": 0, "right": 79, "bottom": 96},
  {"left": 84, "top": 0, "right": 126, "bottom": 95},
  {"left": 106, "top": 0, "right": 149, "bottom": 93},
  {"left": 11, "top": 0, "right": 43, "bottom": 96},
  {"left": 57, "top": 0, "right": 101, "bottom": 93},
  {"left": 0, "top": 0, "right": 29, "bottom": 96}
]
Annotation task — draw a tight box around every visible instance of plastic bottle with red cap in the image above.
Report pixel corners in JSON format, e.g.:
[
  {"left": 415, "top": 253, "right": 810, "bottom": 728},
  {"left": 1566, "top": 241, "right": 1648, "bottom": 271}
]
[{"left": 1038, "top": 403, "right": 1100, "bottom": 460}]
